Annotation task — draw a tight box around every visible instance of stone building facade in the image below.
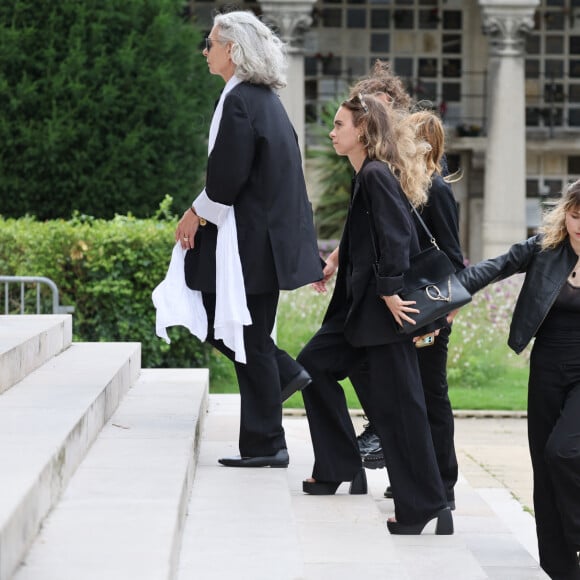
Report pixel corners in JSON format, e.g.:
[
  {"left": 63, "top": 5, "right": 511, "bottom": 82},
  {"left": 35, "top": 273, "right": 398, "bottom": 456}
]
[{"left": 188, "top": 0, "right": 580, "bottom": 262}]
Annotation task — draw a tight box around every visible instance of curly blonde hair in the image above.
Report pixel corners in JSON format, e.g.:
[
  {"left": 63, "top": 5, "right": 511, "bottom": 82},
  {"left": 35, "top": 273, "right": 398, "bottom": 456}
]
[
  {"left": 342, "top": 95, "right": 430, "bottom": 207},
  {"left": 400, "top": 111, "right": 444, "bottom": 176},
  {"left": 349, "top": 60, "right": 412, "bottom": 111},
  {"left": 540, "top": 179, "right": 580, "bottom": 250}
]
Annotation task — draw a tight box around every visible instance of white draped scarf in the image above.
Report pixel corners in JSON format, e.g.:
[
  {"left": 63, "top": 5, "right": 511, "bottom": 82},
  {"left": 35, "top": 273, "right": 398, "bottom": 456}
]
[{"left": 153, "top": 76, "right": 251, "bottom": 363}]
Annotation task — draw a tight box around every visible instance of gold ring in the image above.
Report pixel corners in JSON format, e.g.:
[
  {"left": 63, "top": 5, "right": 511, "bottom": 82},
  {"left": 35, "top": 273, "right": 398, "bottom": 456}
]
[{"left": 183, "top": 236, "right": 189, "bottom": 241}]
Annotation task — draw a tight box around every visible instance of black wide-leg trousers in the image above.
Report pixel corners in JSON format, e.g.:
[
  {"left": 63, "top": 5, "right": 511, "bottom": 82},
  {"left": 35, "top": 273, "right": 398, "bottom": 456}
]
[
  {"left": 298, "top": 322, "right": 447, "bottom": 525},
  {"left": 348, "top": 325, "right": 458, "bottom": 499},
  {"left": 202, "top": 291, "right": 289, "bottom": 457},
  {"left": 528, "top": 341, "right": 580, "bottom": 580},
  {"left": 417, "top": 326, "right": 458, "bottom": 499}
]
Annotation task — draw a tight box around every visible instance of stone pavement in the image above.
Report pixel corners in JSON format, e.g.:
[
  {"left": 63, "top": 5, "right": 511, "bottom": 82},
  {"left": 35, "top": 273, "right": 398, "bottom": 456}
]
[
  {"left": 453, "top": 415, "right": 533, "bottom": 513},
  {"left": 177, "top": 395, "right": 548, "bottom": 580}
]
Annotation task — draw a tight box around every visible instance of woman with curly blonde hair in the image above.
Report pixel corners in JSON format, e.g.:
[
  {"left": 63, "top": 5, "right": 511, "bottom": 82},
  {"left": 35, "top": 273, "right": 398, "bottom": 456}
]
[
  {"left": 298, "top": 93, "right": 453, "bottom": 536},
  {"left": 458, "top": 181, "right": 580, "bottom": 579}
]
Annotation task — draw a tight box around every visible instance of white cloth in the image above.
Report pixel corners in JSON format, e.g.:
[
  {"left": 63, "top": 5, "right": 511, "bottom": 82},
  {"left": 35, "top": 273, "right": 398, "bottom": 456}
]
[
  {"left": 153, "top": 75, "right": 251, "bottom": 363},
  {"left": 152, "top": 242, "right": 207, "bottom": 344}
]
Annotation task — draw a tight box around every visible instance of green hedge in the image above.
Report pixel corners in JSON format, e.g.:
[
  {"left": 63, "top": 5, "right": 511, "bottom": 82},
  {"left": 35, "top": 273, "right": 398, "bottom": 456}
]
[
  {"left": 0, "top": 208, "right": 211, "bottom": 369},
  {"left": 0, "top": 0, "right": 219, "bottom": 219}
]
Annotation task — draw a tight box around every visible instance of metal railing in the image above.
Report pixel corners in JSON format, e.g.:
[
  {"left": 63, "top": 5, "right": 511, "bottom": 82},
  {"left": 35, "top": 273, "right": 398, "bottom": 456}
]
[{"left": 0, "top": 276, "right": 74, "bottom": 315}]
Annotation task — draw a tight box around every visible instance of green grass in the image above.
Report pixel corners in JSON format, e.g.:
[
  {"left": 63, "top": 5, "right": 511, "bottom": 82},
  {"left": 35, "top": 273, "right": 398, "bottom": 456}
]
[{"left": 209, "top": 276, "right": 531, "bottom": 411}]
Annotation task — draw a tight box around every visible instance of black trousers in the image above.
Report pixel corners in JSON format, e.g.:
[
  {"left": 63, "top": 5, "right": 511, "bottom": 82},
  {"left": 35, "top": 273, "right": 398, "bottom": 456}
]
[
  {"left": 298, "top": 320, "right": 447, "bottom": 525},
  {"left": 417, "top": 326, "right": 458, "bottom": 498},
  {"left": 350, "top": 326, "right": 458, "bottom": 498},
  {"left": 202, "top": 291, "right": 293, "bottom": 457},
  {"left": 528, "top": 341, "right": 580, "bottom": 580}
]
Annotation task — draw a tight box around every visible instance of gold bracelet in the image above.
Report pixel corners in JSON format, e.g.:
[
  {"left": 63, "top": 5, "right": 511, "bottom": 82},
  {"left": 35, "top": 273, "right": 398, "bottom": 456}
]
[{"left": 190, "top": 207, "right": 206, "bottom": 226}]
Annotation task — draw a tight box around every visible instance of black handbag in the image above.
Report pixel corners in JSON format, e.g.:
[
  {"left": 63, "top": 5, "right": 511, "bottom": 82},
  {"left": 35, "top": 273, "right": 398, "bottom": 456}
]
[{"left": 366, "top": 198, "right": 472, "bottom": 335}]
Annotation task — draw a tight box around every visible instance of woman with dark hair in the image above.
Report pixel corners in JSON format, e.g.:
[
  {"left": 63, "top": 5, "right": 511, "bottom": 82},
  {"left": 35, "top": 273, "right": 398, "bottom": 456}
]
[
  {"left": 457, "top": 181, "right": 580, "bottom": 579},
  {"left": 299, "top": 94, "right": 453, "bottom": 535}
]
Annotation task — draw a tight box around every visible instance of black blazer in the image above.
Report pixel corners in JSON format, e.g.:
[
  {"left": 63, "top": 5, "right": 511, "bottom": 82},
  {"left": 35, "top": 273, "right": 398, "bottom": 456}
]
[
  {"left": 323, "top": 158, "right": 421, "bottom": 346},
  {"left": 185, "top": 82, "right": 322, "bottom": 294},
  {"left": 417, "top": 174, "right": 464, "bottom": 273}
]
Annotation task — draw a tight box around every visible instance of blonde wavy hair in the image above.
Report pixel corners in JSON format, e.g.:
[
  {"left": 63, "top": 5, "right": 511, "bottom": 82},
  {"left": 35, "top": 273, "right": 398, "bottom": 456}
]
[
  {"left": 401, "top": 111, "right": 444, "bottom": 176},
  {"left": 399, "top": 110, "right": 463, "bottom": 185},
  {"left": 540, "top": 179, "right": 580, "bottom": 250},
  {"left": 349, "top": 60, "right": 413, "bottom": 111},
  {"left": 342, "top": 94, "right": 430, "bottom": 208}
]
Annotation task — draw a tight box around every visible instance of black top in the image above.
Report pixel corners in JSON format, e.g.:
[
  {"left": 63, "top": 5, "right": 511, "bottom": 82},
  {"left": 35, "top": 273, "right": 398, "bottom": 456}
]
[
  {"left": 536, "top": 280, "right": 580, "bottom": 346},
  {"left": 416, "top": 174, "right": 464, "bottom": 272}
]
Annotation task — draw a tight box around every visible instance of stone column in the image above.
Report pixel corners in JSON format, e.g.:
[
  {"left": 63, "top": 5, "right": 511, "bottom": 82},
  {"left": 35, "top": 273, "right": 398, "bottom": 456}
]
[
  {"left": 259, "top": 0, "right": 316, "bottom": 157},
  {"left": 478, "top": 0, "right": 538, "bottom": 259}
]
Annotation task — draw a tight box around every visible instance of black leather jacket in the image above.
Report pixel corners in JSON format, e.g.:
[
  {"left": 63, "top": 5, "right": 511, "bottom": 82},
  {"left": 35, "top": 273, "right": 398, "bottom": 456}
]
[{"left": 457, "top": 235, "right": 578, "bottom": 354}]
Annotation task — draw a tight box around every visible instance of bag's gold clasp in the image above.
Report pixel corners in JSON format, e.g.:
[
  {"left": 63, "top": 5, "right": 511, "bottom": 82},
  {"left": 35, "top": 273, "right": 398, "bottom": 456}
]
[{"left": 425, "top": 278, "right": 452, "bottom": 302}]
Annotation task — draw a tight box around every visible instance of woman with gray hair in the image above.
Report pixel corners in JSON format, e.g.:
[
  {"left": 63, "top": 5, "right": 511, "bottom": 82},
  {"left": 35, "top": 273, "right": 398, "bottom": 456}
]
[
  {"left": 212, "top": 10, "right": 287, "bottom": 89},
  {"left": 175, "top": 10, "right": 322, "bottom": 467}
]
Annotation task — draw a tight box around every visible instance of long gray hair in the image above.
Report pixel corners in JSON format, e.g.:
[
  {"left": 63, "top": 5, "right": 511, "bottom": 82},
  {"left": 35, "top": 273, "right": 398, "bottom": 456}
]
[{"left": 214, "top": 11, "right": 287, "bottom": 90}]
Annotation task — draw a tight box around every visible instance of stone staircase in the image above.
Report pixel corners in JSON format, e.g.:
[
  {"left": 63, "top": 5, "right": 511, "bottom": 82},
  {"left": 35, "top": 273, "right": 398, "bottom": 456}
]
[
  {"left": 178, "top": 396, "right": 550, "bottom": 580},
  {"left": 0, "top": 315, "right": 550, "bottom": 580},
  {"left": 0, "top": 315, "right": 208, "bottom": 580}
]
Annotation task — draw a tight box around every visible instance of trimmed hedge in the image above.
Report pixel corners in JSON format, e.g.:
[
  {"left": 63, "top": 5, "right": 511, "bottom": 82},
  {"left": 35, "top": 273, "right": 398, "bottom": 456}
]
[
  {"left": 0, "top": 0, "right": 220, "bottom": 219},
  {"left": 0, "top": 208, "right": 210, "bottom": 369}
]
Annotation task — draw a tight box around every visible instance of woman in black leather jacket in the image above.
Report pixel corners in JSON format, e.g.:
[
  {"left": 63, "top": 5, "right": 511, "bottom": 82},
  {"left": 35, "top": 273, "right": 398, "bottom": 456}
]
[{"left": 457, "top": 181, "right": 580, "bottom": 580}]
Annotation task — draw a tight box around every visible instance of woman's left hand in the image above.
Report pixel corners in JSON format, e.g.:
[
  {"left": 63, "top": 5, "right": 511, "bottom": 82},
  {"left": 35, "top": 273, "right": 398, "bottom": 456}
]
[
  {"left": 381, "top": 294, "right": 419, "bottom": 328},
  {"left": 175, "top": 208, "right": 200, "bottom": 250}
]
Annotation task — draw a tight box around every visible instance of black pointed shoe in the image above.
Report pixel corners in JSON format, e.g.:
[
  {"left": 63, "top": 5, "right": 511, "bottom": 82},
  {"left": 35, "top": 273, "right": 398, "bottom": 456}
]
[
  {"left": 281, "top": 369, "right": 312, "bottom": 401},
  {"left": 218, "top": 448, "right": 289, "bottom": 468}
]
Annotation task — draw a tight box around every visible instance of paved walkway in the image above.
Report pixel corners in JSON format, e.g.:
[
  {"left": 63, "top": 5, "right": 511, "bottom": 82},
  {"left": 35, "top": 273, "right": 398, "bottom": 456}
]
[
  {"left": 178, "top": 395, "right": 547, "bottom": 580},
  {"left": 453, "top": 416, "right": 533, "bottom": 513}
]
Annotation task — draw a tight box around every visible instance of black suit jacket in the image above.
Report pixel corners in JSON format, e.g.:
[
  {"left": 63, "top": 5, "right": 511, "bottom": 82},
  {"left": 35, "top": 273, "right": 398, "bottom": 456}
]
[
  {"left": 323, "top": 158, "right": 421, "bottom": 346},
  {"left": 185, "top": 82, "right": 322, "bottom": 294},
  {"left": 416, "top": 174, "right": 464, "bottom": 272}
]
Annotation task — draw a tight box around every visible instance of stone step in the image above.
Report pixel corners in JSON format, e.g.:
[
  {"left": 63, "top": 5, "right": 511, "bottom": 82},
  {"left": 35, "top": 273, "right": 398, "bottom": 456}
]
[
  {"left": 178, "top": 395, "right": 549, "bottom": 580},
  {"left": 0, "top": 342, "right": 140, "bottom": 580},
  {"left": 12, "top": 368, "right": 209, "bottom": 580},
  {"left": 0, "top": 315, "right": 72, "bottom": 395}
]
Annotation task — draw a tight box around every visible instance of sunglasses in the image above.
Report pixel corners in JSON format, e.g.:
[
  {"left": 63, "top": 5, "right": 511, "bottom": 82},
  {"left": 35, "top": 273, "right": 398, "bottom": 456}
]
[{"left": 205, "top": 37, "right": 220, "bottom": 51}]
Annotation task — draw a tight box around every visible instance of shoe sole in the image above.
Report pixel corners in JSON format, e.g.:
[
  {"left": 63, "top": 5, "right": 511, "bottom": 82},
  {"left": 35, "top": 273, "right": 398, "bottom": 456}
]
[
  {"left": 281, "top": 377, "right": 312, "bottom": 402},
  {"left": 362, "top": 456, "right": 386, "bottom": 470},
  {"left": 219, "top": 460, "right": 289, "bottom": 468}
]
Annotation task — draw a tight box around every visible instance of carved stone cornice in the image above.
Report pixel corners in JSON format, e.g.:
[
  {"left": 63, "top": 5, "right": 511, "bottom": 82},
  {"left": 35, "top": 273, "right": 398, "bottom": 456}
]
[
  {"left": 479, "top": 0, "right": 539, "bottom": 57},
  {"left": 259, "top": 0, "right": 316, "bottom": 51}
]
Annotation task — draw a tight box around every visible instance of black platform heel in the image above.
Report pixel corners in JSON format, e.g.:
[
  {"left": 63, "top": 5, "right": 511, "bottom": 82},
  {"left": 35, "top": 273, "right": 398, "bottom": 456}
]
[
  {"left": 349, "top": 468, "right": 368, "bottom": 494},
  {"left": 386, "top": 507, "right": 453, "bottom": 535},
  {"left": 302, "top": 468, "right": 368, "bottom": 495}
]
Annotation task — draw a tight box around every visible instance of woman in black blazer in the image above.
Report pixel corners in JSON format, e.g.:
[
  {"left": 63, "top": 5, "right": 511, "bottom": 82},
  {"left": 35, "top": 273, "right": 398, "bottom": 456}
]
[
  {"left": 175, "top": 11, "right": 322, "bottom": 467},
  {"left": 299, "top": 94, "right": 453, "bottom": 535}
]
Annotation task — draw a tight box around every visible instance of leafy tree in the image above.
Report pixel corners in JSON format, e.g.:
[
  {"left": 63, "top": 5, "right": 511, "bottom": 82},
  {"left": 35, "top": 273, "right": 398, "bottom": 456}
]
[{"left": 0, "top": 0, "right": 220, "bottom": 219}]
